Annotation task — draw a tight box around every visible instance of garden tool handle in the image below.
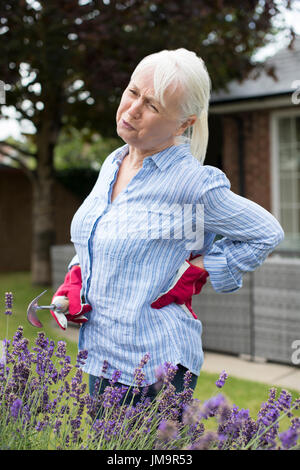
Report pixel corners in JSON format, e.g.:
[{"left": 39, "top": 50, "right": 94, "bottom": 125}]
[{"left": 52, "top": 296, "right": 69, "bottom": 314}]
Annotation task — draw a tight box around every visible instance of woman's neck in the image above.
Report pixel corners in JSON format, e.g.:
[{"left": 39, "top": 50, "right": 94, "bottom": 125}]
[{"left": 127, "top": 142, "right": 175, "bottom": 169}]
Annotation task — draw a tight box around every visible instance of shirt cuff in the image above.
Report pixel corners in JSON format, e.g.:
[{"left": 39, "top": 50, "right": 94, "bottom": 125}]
[{"left": 203, "top": 253, "right": 242, "bottom": 293}]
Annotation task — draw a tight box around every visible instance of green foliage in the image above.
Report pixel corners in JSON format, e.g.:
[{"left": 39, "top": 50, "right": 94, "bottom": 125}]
[
  {"left": 54, "top": 127, "right": 122, "bottom": 170},
  {"left": 0, "top": 0, "right": 295, "bottom": 138},
  {"left": 55, "top": 167, "right": 99, "bottom": 200}
]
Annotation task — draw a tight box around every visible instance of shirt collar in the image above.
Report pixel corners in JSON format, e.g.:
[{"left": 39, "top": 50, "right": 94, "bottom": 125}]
[{"left": 112, "top": 143, "right": 191, "bottom": 171}]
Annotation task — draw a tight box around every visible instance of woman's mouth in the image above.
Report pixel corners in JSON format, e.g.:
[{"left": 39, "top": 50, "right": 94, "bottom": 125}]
[{"left": 122, "top": 119, "right": 135, "bottom": 130}]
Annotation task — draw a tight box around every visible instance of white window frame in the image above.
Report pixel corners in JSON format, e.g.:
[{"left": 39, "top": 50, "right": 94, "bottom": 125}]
[{"left": 271, "top": 108, "right": 300, "bottom": 248}]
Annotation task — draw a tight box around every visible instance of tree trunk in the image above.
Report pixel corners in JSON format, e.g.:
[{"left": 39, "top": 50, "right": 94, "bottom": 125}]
[
  {"left": 31, "top": 176, "right": 56, "bottom": 286},
  {"left": 31, "top": 120, "right": 58, "bottom": 286}
]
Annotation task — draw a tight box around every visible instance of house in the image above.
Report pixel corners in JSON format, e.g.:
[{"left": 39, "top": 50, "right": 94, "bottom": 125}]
[
  {"left": 191, "top": 37, "right": 300, "bottom": 363},
  {"left": 206, "top": 35, "right": 300, "bottom": 255}
]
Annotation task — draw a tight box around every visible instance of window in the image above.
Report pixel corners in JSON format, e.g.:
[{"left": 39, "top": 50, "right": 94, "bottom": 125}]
[{"left": 272, "top": 112, "right": 300, "bottom": 251}]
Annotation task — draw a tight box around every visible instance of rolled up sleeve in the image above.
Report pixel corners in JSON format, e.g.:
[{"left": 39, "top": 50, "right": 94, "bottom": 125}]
[
  {"left": 68, "top": 254, "right": 80, "bottom": 271},
  {"left": 198, "top": 170, "right": 285, "bottom": 293}
]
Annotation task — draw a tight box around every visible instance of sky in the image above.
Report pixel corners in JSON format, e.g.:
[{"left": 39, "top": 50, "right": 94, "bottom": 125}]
[
  {"left": 1, "top": 2, "right": 300, "bottom": 141},
  {"left": 253, "top": 0, "right": 300, "bottom": 61}
]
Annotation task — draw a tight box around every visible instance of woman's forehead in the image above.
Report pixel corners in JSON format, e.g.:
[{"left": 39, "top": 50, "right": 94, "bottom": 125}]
[
  {"left": 130, "top": 68, "right": 155, "bottom": 91},
  {"left": 130, "top": 68, "right": 183, "bottom": 109}
]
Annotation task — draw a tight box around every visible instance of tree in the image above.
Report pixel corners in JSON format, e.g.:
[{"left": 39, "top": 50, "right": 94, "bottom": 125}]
[{"left": 0, "top": 0, "right": 295, "bottom": 285}]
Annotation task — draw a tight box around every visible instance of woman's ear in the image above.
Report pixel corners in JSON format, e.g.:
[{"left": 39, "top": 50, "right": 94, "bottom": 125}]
[{"left": 175, "top": 115, "right": 197, "bottom": 136}]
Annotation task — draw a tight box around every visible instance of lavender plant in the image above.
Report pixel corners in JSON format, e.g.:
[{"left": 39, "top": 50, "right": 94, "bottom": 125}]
[
  {"left": 0, "top": 293, "right": 299, "bottom": 450},
  {"left": 4, "top": 292, "right": 13, "bottom": 340}
]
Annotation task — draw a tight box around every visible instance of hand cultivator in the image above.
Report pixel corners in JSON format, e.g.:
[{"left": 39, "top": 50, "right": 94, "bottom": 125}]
[{"left": 27, "top": 290, "right": 69, "bottom": 329}]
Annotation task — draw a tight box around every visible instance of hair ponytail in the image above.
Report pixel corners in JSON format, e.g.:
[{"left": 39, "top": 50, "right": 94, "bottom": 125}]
[{"left": 190, "top": 108, "right": 209, "bottom": 166}]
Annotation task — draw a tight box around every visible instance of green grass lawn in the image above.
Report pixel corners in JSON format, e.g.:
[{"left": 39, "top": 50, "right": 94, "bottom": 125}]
[
  {"left": 1, "top": 271, "right": 299, "bottom": 427},
  {"left": 1, "top": 271, "right": 79, "bottom": 359},
  {"left": 196, "top": 371, "right": 298, "bottom": 417}
]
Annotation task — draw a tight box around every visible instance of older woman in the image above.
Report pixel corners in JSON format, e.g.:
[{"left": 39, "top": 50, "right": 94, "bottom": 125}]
[{"left": 51, "top": 49, "right": 284, "bottom": 405}]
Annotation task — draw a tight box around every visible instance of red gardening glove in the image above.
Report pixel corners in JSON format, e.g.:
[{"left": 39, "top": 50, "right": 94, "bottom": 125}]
[
  {"left": 151, "top": 256, "right": 209, "bottom": 319},
  {"left": 50, "top": 265, "right": 92, "bottom": 330}
]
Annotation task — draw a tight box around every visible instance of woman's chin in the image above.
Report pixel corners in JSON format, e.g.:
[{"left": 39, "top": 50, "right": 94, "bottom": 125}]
[{"left": 116, "top": 129, "right": 138, "bottom": 147}]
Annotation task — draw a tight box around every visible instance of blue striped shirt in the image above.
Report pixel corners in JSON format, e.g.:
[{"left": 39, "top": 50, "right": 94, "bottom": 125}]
[{"left": 69, "top": 143, "right": 284, "bottom": 386}]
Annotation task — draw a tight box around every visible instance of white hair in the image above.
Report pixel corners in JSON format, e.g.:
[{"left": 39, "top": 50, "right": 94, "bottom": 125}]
[{"left": 131, "top": 48, "right": 211, "bottom": 165}]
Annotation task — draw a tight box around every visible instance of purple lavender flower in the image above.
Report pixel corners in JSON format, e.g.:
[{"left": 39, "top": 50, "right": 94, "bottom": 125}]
[
  {"left": 12, "top": 326, "right": 23, "bottom": 345},
  {"left": 291, "top": 417, "right": 300, "bottom": 432},
  {"left": 35, "top": 421, "right": 48, "bottom": 432},
  {"left": 36, "top": 352, "right": 48, "bottom": 377},
  {"left": 54, "top": 419, "right": 62, "bottom": 434},
  {"left": 186, "top": 421, "right": 205, "bottom": 444},
  {"left": 138, "top": 353, "right": 150, "bottom": 368},
  {"left": 5, "top": 292, "right": 13, "bottom": 315},
  {"left": 268, "top": 387, "right": 277, "bottom": 402},
  {"left": 183, "top": 370, "right": 193, "bottom": 389},
  {"left": 201, "top": 394, "right": 227, "bottom": 419},
  {"left": 12, "top": 337, "right": 30, "bottom": 360},
  {"left": 132, "top": 354, "right": 150, "bottom": 392},
  {"left": 70, "top": 417, "right": 81, "bottom": 431},
  {"left": 155, "top": 364, "right": 165, "bottom": 382},
  {"left": 217, "top": 403, "right": 256, "bottom": 448},
  {"left": 189, "top": 431, "right": 218, "bottom": 450},
  {"left": 157, "top": 419, "right": 179, "bottom": 442},
  {"left": 256, "top": 398, "right": 281, "bottom": 449},
  {"left": 102, "top": 384, "right": 127, "bottom": 408},
  {"left": 4, "top": 326, "right": 300, "bottom": 451},
  {"left": 154, "top": 364, "right": 165, "bottom": 391},
  {"left": 109, "top": 369, "right": 122, "bottom": 386},
  {"left": 154, "top": 362, "right": 179, "bottom": 393},
  {"left": 10, "top": 398, "right": 22, "bottom": 419},
  {"left": 293, "top": 397, "right": 300, "bottom": 410},
  {"left": 35, "top": 332, "right": 49, "bottom": 350},
  {"left": 279, "top": 427, "right": 299, "bottom": 449},
  {"left": 277, "top": 389, "right": 292, "bottom": 413},
  {"left": 55, "top": 341, "right": 67, "bottom": 358},
  {"left": 92, "top": 418, "right": 117, "bottom": 442},
  {"left": 47, "top": 340, "right": 55, "bottom": 359},
  {"left": 157, "top": 383, "right": 179, "bottom": 420},
  {"left": 133, "top": 367, "right": 146, "bottom": 388},
  {"left": 216, "top": 370, "right": 228, "bottom": 389},
  {"left": 76, "top": 349, "right": 88, "bottom": 368},
  {"left": 163, "top": 362, "right": 178, "bottom": 385},
  {"left": 141, "top": 384, "right": 150, "bottom": 400},
  {"left": 177, "top": 387, "right": 194, "bottom": 408},
  {"left": 100, "top": 360, "right": 109, "bottom": 378}
]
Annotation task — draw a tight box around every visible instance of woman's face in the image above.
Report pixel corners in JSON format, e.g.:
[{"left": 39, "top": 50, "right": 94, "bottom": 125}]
[{"left": 116, "top": 68, "right": 187, "bottom": 156}]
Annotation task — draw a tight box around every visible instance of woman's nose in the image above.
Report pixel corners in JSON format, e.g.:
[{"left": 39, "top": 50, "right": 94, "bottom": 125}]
[{"left": 128, "top": 99, "right": 142, "bottom": 118}]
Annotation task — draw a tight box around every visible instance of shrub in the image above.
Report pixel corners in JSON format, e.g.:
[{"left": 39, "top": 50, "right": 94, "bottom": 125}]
[{"left": 0, "top": 325, "right": 300, "bottom": 450}]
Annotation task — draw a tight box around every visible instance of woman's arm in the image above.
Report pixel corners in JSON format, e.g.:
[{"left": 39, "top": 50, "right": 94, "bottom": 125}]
[
  {"left": 198, "top": 176, "right": 284, "bottom": 293},
  {"left": 189, "top": 255, "right": 205, "bottom": 269}
]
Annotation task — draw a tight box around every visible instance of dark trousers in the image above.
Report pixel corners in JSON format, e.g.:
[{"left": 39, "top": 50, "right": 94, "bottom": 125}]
[{"left": 89, "top": 364, "right": 198, "bottom": 410}]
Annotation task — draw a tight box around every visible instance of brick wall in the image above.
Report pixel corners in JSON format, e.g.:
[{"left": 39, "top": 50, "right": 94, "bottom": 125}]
[
  {"left": 222, "top": 110, "right": 271, "bottom": 210},
  {"left": 222, "top": 115, "right": 240, "bottom": 194}
]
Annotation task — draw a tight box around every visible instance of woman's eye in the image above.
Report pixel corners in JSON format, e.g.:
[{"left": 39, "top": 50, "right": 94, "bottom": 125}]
[
  {"left": 150, "top": 104, "right": 158, "bottom": 112},
  {"left": 129, "top": 89, "right": 137, "bottom": 95}
]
